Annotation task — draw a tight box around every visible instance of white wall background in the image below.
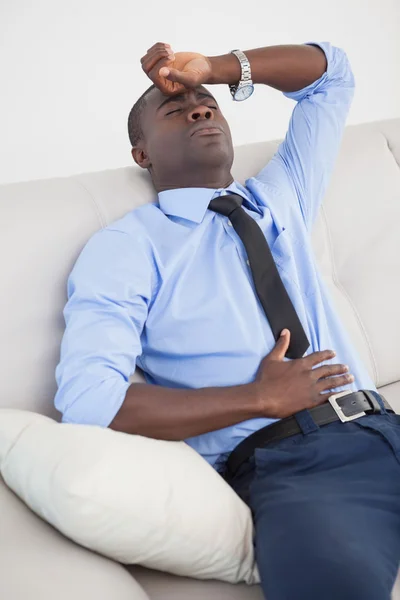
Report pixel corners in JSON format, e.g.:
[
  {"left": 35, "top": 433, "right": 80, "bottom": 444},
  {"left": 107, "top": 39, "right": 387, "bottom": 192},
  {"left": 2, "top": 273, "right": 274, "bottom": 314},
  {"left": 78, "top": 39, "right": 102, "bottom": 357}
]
[{"left": 1, "top": 0, "right": 399, "bottom": 185}]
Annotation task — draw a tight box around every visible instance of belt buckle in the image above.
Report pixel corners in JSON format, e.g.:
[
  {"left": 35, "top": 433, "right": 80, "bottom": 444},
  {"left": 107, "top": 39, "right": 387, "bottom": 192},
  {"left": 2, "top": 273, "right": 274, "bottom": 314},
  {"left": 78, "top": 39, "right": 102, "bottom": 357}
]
[{"left": 328, "top": 390, "right": 366, "bottom": 423}]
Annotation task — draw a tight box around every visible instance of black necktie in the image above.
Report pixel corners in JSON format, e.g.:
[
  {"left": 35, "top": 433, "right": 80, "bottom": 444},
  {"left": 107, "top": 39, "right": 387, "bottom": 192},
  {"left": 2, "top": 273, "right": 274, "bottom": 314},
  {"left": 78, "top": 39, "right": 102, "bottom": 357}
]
[{"left": 208, "top": 193, "right": 310, "bottom": 359}]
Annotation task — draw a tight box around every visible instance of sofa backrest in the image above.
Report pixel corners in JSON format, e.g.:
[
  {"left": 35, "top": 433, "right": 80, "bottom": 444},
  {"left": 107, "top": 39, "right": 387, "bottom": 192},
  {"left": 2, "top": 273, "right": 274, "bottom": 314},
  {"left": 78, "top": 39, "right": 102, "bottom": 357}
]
[{"left": 1, "top": 118, "right": 400, "bottom": 418}]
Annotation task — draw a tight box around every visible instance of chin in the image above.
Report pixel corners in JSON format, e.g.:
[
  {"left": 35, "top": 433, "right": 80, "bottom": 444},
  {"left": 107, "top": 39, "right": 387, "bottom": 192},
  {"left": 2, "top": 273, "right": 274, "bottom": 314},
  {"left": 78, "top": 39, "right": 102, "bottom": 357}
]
[{"left": 192, "top": 144, "right": 233, "bottom": 169}]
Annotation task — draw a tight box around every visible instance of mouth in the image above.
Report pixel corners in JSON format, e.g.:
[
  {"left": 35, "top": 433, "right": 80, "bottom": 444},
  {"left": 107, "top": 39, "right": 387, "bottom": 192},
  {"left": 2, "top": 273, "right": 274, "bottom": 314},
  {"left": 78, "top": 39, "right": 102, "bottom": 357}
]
[{"left": 190, "top": 124, "right": 224, "bottom": 137}]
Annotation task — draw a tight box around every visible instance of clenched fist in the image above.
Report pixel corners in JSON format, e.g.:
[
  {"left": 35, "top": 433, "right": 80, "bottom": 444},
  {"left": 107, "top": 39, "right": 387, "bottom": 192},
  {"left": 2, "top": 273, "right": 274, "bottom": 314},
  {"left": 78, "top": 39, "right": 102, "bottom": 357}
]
[{"left": 141, "top": 42, "right": 212, "bottom": 95}]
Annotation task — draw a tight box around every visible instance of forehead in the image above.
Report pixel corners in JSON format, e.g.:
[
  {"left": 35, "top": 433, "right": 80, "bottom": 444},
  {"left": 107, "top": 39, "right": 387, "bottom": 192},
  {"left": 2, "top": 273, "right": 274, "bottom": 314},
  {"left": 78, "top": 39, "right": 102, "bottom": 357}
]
[{"left": 144, "top": 85, "right": 216, "bottom": 114}]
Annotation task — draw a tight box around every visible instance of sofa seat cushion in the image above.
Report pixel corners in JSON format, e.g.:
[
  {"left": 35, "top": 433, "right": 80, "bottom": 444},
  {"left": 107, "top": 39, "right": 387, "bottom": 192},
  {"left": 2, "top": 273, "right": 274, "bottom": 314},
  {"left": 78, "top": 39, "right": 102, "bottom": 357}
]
[
  {"left": 0, "top": 476, "right": 148, "bottom": 600},
  {"left": 128, "top": 565, "right": 264, "bottom": 600}
]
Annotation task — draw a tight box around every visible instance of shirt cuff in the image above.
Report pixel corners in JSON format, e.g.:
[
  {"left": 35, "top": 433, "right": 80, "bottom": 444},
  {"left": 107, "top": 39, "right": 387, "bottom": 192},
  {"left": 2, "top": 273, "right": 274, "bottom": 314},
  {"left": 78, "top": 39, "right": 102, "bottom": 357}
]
[{"left": 60, "top": 377, "right": 131, "bottom": 428}]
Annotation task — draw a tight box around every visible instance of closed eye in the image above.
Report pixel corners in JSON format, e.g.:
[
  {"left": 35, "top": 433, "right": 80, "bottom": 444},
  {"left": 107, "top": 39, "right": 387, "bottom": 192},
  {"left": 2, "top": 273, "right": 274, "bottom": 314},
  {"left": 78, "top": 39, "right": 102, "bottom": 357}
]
[{"left": 165, "top": 105, "right": 218, "bottom": 116}]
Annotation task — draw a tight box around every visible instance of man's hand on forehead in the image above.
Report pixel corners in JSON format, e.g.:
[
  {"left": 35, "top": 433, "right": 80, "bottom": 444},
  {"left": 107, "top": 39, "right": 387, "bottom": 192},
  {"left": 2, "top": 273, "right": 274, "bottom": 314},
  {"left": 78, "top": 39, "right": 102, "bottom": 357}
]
[{"left": 140, "top": 42, "right": 212, "bottom": 96}]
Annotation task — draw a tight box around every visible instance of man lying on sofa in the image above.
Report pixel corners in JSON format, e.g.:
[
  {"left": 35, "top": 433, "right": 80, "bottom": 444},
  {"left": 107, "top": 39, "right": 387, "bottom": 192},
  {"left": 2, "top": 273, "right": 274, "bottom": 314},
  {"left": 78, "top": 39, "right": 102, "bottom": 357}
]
[{"left": 54, "top": 40, "right": 400, "bottom": 600}]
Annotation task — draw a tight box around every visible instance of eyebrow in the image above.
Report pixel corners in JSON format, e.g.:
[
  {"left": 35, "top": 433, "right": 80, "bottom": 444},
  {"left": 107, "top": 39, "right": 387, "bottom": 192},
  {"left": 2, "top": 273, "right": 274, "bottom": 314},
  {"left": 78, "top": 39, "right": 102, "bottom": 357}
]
[{"left": 156, "top": 91, "right": 217, "bottom": 112}]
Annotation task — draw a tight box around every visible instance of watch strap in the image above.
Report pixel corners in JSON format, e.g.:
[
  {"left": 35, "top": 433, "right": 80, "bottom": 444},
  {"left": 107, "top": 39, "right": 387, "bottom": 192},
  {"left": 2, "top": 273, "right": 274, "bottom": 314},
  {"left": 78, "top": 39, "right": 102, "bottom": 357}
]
[{"left": 230, "top": 49, "right": 252, "bottom": 83}]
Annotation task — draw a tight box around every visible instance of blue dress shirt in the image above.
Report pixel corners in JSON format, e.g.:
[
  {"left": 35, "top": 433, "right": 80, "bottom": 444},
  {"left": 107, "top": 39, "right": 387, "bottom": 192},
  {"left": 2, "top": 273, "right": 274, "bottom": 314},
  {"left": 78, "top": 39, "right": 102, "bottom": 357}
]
[{"left": 55, "top": 42, "right": 376, "bottom": 471}]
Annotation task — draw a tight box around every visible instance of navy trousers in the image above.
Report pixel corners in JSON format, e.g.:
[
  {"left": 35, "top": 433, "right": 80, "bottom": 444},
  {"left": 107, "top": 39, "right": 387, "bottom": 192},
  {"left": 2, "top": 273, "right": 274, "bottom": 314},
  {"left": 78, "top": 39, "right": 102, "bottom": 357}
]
[{"left": 229, "top": 401, "right": 400, "bottom": 600}]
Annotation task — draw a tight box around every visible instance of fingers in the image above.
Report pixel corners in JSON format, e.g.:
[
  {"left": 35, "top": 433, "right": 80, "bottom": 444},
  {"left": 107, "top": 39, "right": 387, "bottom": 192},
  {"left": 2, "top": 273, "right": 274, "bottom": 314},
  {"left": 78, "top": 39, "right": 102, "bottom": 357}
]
[
  {"left": 141, "top": 50, "right": 172, "bottom": 75},
  {"left": 303, "top": 349, "right": 336, "bottom": 367},
  {"left": 142, "top": 42, "right": 174, "bottom": 62},
  {"left": 312, "top": 363, "right": 349, "bottom": 380},
  {"left": 141, "top": 42, "right": 174, "bottom": 74},
  {"left": 143, "top": 47, "right": 174, "bottom": 66},
  {"left": 146, "top": 42, "right": 173, "bottom": 54},
  {"left": 316, "top": 373, "right": 355, "bottom": 393},
  {"left": 267, "top": 329, "right": 291, "bottom": 361}
]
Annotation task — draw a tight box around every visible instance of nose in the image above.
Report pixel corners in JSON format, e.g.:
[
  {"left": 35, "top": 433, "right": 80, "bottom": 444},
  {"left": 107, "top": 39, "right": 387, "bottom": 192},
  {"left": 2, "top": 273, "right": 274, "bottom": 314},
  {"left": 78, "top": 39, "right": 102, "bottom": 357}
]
[{"left": 187, "top": 104, "right": 214, "bottom": 123}]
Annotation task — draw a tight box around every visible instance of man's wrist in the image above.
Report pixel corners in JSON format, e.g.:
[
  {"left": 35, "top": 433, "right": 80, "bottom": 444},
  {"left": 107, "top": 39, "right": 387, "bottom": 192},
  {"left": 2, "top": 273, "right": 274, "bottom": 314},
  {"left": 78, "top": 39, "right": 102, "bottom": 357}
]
[
  {"left": 244, "top": 381, "right": 266, "bottom": 418},
  {"left": 206, "top": 54, "right": 242, "bottom": 86}
]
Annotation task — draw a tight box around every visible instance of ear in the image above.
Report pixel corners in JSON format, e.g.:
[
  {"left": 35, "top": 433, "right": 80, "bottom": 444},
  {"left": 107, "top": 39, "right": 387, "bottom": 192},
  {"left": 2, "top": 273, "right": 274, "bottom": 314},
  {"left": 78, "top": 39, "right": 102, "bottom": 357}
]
[{"left": 131, "top": 146, "right": 151, "bottom": 169}]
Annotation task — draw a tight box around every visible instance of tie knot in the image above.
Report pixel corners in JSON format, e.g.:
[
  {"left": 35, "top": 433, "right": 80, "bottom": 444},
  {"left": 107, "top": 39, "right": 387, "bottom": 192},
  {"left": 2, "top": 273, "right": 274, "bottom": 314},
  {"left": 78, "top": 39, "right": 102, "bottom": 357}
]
[{"left": 208, "top": 193, "right": 243, "bottom": 218}]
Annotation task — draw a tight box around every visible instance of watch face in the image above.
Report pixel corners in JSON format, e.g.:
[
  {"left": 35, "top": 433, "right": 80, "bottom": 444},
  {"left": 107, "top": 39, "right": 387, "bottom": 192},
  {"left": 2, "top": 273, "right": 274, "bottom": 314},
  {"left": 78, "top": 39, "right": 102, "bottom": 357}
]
[{"left": 234, "top": 85, "right": 254, "bottom": 101}]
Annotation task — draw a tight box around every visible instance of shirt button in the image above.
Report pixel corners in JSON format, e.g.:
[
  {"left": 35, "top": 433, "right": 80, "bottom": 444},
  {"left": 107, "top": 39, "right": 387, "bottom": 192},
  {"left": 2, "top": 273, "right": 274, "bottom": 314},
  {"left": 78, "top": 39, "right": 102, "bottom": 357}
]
[
  {"left": 246, "top": 260, "right": 250, "bottom": 266},
  {"left": 227, "top": 220, "right": 233, "bottom": 227}
]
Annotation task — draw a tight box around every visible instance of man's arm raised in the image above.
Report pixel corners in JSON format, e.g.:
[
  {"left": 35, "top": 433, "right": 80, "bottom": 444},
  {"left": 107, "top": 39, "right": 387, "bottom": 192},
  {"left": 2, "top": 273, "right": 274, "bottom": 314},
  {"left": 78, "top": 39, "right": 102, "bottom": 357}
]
[
  {"left": 140, "top": 41, "right": 326, "bottom": 95},
  {"left": 142, "top": 41, "right": 354, "bottom": 231}
]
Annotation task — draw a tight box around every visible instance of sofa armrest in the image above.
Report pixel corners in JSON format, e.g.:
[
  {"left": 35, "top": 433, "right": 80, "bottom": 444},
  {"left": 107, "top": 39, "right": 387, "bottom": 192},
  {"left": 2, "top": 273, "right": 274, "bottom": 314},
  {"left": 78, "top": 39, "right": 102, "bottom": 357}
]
[{"left": 0, "top": 476, "right": 149, "bottom": 600}]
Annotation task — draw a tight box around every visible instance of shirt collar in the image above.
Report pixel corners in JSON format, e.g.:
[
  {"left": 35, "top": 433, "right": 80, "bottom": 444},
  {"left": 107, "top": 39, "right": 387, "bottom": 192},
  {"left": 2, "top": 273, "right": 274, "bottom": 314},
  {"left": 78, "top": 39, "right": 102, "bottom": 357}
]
[{"left": 158, "top": 181, "right": 260, "bottom": 224}]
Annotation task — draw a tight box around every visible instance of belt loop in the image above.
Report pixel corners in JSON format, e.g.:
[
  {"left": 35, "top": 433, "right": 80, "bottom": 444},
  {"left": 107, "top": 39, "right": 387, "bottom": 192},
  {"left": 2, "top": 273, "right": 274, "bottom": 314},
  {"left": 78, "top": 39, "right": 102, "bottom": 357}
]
[
  {"left": 365, "top": 390, "right": 387, "bottom": 414},
  {"left": 294, "top": 409, "right": 320, "bottom": 435}
]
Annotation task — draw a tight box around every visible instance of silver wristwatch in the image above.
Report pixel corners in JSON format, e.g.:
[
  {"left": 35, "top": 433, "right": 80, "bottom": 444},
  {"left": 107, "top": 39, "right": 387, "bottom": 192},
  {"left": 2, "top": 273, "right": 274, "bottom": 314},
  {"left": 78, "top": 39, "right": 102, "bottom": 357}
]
[{"left": 229, "top": 49, "right": 254, "bottom": 102}]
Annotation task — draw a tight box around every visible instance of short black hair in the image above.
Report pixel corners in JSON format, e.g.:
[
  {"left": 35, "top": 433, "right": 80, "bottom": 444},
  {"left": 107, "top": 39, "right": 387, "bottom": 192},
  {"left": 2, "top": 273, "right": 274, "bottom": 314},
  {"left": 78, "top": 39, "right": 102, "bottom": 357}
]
[{"left": 127, "top": 84, "right": 156, "bottom": 147}]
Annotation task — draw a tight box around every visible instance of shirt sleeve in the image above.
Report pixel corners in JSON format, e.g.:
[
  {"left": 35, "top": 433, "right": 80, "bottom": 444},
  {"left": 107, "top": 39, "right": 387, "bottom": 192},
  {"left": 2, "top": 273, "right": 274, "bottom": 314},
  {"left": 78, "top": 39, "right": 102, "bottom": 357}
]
[
  {"left": 253, "top": 42, "right": 355, "bottom": 230},
  {"left": 54, "top": 226, "right": 155, "bottom": 427}
]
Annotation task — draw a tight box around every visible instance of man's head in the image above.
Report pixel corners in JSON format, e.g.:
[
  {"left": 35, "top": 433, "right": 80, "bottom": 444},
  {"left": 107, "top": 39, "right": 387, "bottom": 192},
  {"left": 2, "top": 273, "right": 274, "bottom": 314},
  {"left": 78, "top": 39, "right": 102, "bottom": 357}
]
[{"left": 127, "top": 85, "right": 234, "bottom": 191}]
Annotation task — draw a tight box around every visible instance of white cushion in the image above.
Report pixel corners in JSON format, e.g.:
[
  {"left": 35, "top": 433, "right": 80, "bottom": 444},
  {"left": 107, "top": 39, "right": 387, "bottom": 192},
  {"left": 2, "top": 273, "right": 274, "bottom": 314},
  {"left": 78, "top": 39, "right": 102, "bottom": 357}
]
[{"left": 0, "top": 409, "right": 259, "bottom": 585}]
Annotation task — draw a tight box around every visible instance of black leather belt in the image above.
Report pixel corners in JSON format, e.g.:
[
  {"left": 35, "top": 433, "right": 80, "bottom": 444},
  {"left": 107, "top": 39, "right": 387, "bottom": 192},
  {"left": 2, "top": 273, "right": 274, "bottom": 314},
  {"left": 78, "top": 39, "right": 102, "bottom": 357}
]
[{"left": 224, "top": 390, "right": 394, "bottom": 482}]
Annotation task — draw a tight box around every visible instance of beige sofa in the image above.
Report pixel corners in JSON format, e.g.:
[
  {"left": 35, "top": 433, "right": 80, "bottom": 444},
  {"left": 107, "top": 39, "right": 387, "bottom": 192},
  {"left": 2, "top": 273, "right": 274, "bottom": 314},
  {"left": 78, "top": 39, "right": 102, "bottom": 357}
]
[{"left": 1, "top": 118, "right": 400, "bottom": 599}]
